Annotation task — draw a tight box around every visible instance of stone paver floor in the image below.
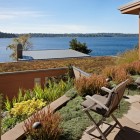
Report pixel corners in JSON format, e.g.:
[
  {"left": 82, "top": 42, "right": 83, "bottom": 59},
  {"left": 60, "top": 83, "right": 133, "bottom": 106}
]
[{"left": 81, "top": 95, "right": 140, "bottom": 140}]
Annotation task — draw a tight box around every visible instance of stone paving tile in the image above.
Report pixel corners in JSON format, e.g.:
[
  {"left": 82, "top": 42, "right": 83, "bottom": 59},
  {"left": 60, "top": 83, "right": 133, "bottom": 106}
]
[
  {"left": 124, "top": 106, "right": 140, "bottom": 124},
  {"left": 132, "top": 102, "right": 140, "bottom": 110},
  {"left": 81, "top": 123, "right": 110, "bottom": 140},
  {"left": 124, "top": 95, "right": 140, "bottom": 103},
  {"left": 81, "top": 122, "right": 122, "bottom": 140},
  {"left": 137, "top": 123, "right": 140, "bottom": 128}
]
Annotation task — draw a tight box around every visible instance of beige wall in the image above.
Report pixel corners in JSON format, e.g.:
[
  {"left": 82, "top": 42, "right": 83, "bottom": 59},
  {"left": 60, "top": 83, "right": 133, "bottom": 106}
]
[{"left": 0, "top": 68, "right": 68, "bottom": 100}]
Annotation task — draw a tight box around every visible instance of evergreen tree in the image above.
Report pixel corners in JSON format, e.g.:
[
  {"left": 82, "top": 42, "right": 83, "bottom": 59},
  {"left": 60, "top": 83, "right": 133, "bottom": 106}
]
[{"left": 69, "top": 38, "right": 92, "bottom": 54}]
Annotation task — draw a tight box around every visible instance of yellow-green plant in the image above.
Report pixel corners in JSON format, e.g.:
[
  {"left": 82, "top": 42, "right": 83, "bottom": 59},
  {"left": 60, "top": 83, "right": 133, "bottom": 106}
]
[
  {"left": 5, "top": 96, "right": 12, "bottom": 111},
  {"left": 10, "top": 98, "right": 46, "bottom": 117},
  {"left": 17, "top": 89, "right": 24, "bottom": 103},
  {"left": 33, "top": 85, "right": 44, "bottom": 99}
]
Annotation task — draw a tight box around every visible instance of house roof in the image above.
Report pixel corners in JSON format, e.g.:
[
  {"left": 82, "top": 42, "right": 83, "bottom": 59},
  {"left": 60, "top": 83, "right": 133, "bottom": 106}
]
[
  {"left": 119, "top": 0, "right": 140, "bottom": 15},
  {"left": 22, "top": 49, "right": 90, "bottom": 60}
]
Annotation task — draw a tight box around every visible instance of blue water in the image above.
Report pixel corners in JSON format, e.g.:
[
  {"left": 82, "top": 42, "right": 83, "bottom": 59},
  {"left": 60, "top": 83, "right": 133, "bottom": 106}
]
[{"left": 0, "top": 36, "right": 138, "bottom": 62}]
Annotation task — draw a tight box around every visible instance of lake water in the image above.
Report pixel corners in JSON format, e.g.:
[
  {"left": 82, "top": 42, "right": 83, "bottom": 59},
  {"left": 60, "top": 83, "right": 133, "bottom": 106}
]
[{"left": 0, "top": 36, "right": 138, "bottom": 62}]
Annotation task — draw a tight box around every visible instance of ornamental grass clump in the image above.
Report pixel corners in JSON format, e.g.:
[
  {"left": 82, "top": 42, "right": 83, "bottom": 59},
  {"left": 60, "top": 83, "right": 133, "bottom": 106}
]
[
  {"left": 10, "top": 98, "right": 46, "bottom": 117},
  {"left": 116, "top": 48, "right": 138, "bottom": 65},
  {"left": 75, "top": 74, "right": 108, "bottom": 96},
  {"left": 126, "top": 61, "right": 140, "bottom": 75},
  {"left": 102, "top": 66, "right": 130, "bottom": 84},
  {"left": 114, "top": 67, "right": 130, "bottom": 84},
  {"left": 24, "top": 108, "right": 62, "bottom": 140}
]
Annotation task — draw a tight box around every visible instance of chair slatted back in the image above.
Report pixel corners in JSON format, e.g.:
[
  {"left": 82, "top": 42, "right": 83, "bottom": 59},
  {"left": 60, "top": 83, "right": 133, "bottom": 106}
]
[{"left": 105, "top": 79, "right": 129, "bottom": 116}]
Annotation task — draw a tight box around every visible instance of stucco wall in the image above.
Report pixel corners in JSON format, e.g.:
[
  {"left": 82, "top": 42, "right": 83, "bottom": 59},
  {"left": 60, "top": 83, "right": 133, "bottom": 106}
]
[{"left": 0, "top": 68, "right": 68, "bottom": 100}]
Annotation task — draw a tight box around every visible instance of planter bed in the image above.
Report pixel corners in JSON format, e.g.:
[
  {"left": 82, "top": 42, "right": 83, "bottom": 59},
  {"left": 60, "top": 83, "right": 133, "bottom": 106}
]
[{"left": 1, "top": 94, "right": 72, "bottom": 140}]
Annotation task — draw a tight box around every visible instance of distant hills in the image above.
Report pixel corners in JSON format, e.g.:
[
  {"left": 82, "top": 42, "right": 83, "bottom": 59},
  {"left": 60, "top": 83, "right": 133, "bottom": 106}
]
[
  {"left": 0, "top": 31, "right": 138, "bottom": 38},
  {"left": 0, "top": 32, "right": 17, "bottom": 38}
]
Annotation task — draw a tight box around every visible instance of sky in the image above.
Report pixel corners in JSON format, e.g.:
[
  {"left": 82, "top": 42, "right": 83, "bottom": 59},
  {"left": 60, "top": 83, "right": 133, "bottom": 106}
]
[{"left": 0, "top": 0, "right": 139, "bottom": 34}]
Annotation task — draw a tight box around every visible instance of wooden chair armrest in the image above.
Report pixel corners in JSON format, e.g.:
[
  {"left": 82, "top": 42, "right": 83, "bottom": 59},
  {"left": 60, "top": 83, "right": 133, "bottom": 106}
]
[
  {"left": 101, "top": 87, "right": 112, "bottom": 93},
  {"left": 85, "top": 95, "right": 109, "bottom": 111}
]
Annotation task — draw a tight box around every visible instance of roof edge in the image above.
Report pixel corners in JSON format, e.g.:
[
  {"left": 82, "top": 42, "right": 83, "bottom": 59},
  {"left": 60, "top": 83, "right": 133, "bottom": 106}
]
[{"left": 119, "top": 0, "right": 140, "bottom": 11}]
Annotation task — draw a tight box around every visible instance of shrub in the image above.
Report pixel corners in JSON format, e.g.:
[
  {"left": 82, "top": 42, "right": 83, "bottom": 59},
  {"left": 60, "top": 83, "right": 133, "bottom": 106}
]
[
  {"left": 116, "top": 48, "right": 138, "bottom": 65},
  {"left": 102, "top": 66, "right": 130, "bottom": 84},
  {"left": 24, "top": 108, "right": 62, "bottom": 140},
  {"left": 102, "top": 66, "right": 115, "bottom": 79},
  {"left": 69, "top": 38, "right": 92, "bottom": 54},
  {"left": 126, "top": 61, "right": 140, "bottom": 75},
  {"left": 74, "top": 74, "right": 108, "bottom": 96},
  {"left": 114, "top": 67, "right": 130, "bottom": 83},
  {"left": 10, "top": 98, "right": 46, "bottom": 117}
]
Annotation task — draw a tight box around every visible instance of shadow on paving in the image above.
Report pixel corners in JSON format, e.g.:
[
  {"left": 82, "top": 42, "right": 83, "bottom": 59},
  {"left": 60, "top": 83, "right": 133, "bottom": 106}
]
[{"left": 114, "top": 126, "right": 140, "bottom": 140}]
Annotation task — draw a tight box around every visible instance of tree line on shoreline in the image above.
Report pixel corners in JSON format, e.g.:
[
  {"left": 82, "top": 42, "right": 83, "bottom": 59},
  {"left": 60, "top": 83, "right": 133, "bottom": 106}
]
[{"left": 0, "top": 31, "right": 138, "bottom": 38}]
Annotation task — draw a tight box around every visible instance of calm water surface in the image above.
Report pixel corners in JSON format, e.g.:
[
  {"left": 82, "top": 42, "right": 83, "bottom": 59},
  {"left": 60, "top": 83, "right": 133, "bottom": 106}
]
[{"left": 0, "top": 36, "right": 138, "bottom": 62}]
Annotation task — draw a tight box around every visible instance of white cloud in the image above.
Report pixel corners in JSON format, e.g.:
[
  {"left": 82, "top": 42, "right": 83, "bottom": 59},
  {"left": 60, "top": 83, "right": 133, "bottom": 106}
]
[
  {"left": 0, "top": 9, "right": 53, "bottom": 20},
  {"left": 1, "top": 24, "right": 94, "bottom": 33},
  {"left": 0, "top": 15, "right": 15, "bottom": 20}
]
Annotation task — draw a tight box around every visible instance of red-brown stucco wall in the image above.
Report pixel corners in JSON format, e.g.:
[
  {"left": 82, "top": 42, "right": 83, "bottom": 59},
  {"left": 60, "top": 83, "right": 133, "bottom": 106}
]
[{"left": 0, "top": 68, "right": 68, "bottom": 100}]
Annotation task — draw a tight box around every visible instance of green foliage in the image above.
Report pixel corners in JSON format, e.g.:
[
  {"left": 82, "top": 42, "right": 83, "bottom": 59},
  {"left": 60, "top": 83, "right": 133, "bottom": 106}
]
[
  {"left": 2, "top": 116, "right": 21, "bottom": 134},
  {"left": 116, "top": 48, "right": 138, "bottom": 65},
  {"left": 124, "top": 79, "right": 140, "bottom": 96},
  {"left": 59, "top": 96, "right": 91, "bottom": 140},
  {"left": 30, "top": 79, "right": 73, "bottom": 102},
  {"left": 10, "top": 98, "right": 46, "bottom": 117},
  {"left": 75, "top": 74, "right": 108, "bottom": 96},
  {"left": 17, "top": 89, "right": 24, "bottom": 103},
  {"left": 65, "top": 88, "right": 77, "bottom": 98},
  {"left": 43, "top": 80, "right": 70, "bottom": 102},
  {"left": 23, "top": 90, "right": 32, "bottom": 101},
  {"left": 69, "top": 38, "right": 92, "bottom": 54},
  {"left": 59, "top": 96, "right": 101, "bottom": 140},
  {"left": 5, "top": 96, "right": 12, "bottom": 111},
  {"left": 33, "top": 85, "right": 44, "bottom": 100},
  {"left": 24, "top": 108, "right": 62, "bottom": 140},
  {"left": 6, "top": 34, "right": 32, "bottom": 60}
]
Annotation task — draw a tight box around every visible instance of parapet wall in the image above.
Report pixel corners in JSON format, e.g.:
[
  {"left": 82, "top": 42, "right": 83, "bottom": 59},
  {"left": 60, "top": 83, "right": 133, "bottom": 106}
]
[{"left": 0, "top": 67, "right": 68, "bottom": 100}]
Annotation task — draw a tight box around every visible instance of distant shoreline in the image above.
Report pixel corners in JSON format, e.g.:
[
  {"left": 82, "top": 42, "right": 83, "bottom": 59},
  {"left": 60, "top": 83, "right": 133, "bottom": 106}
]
[{"left": 0, "top": 31, "right": 138, "bottom": 38}]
